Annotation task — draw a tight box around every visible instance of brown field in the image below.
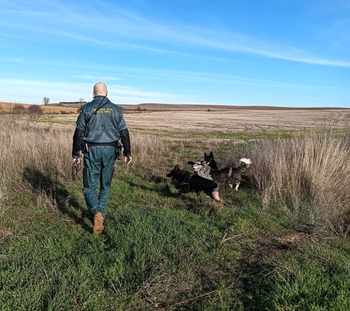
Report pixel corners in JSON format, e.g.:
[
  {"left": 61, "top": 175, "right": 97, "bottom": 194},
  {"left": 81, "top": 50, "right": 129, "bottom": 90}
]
[
  {"left": 0, "top": 102, "right": 78, "bottom": 114},
  {"left": 123, "top": 107, "right": 349, "bottom": 133},
  {"left": 119, "top": 104, "right": 350, "bottom": 135},
  {"left": 1, "top": 101, "right": 349, "bottom": 133}
]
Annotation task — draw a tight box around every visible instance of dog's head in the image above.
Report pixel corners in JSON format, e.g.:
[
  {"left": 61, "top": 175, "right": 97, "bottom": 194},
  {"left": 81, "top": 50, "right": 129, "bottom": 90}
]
[
  {"left": 166, "top": 164, "right": 186, "bottom": 179},
  {"left": 204, "top": 151, "right": 218, "bottom": 169},
  {"left": 166, "top": 164, "right": 179, "bottom": 178},
  {"left": 204, "top": 151, "right": 214, "bottom": 161},
  {"left": 239, "top": 158, "right": 251, "bottom": 167},
  {"left": 188, "top": 160, "right": 206, "bottom": 173}
]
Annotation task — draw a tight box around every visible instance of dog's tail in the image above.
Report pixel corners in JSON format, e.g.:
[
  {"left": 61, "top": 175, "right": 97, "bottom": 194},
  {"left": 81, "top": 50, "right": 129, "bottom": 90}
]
[{"left": 237, "top": 158, "right": 251, "bottom": 172}]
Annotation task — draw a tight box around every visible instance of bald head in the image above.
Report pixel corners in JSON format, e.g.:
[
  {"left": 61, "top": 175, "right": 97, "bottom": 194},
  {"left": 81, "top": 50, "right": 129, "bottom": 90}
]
[{"left": 93, "top": 82, "right": 108, "bottom": 97}]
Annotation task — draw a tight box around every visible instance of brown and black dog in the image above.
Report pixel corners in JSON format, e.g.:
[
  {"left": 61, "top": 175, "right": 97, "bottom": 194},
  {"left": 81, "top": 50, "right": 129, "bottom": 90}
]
[{"left": 166, "top": 164, "right": 223, "bottom": 205}]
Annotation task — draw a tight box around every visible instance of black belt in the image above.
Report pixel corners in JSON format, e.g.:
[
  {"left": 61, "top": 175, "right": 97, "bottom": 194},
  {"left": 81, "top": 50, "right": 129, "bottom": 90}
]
[{"left": 87, "top": 142, "right": 116, "bottom": 147}]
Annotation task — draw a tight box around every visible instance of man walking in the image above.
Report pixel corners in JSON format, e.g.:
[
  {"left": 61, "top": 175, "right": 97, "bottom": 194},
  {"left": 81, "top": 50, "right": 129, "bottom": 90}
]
[{"left": 72, "top": 82, "right": 132, "bottom": 234}]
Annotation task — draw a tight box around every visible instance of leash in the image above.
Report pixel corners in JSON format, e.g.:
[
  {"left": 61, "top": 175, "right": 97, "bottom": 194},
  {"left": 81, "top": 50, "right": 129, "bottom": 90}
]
[{"left": 71, "top": 162, "right": 82, "bottom": 180}]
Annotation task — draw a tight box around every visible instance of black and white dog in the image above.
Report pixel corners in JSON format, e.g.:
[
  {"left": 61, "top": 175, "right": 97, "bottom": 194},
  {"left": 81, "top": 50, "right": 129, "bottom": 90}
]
[
  {"left": 166, "top": 164, "right": 223, "bottom": 205},
  {"left": 188, "top": 158, "right": 251, "bottom": 191}
]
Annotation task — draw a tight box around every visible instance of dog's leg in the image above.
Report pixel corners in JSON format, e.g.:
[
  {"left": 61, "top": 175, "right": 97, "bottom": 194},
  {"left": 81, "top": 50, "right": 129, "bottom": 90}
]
[
  {"left": 235, "top": 182, "right": 240, "bottom": 191},
  {"left": 212, "top": 190, "right": 224, "bottom": 206}
]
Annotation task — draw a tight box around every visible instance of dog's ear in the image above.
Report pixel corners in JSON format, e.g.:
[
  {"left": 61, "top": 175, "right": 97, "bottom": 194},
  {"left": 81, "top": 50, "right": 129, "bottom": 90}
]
[
  {"left": 174, "top": 164, "right": 180, "bottom": 170},
  {"left": 209, "top": 151, "right": 214, "bottom": 157},
  {"left": 188, "top": 161, "right": 195, "bottom": 165}
]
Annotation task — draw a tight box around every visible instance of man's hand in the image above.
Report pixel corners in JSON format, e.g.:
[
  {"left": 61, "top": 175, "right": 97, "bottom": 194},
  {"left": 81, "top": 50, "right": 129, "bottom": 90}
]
[
  {"left": 73, "top": 157, "right": 81, "bottom": 165},
  {"left": 124, "top": 156, "right": 133, "bottom": 165}
]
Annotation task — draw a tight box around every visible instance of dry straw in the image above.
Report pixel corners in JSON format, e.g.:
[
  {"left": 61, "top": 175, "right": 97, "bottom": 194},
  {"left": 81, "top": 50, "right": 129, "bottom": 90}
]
[
  {"left": 0, "top": 116, "right": 72, "bottom": 212},
  {"left": 249, "top": 129, "right": 350, "bottom": 236},
  {"left": 0, "top": 115, "right": 169, "bottom": 214}
]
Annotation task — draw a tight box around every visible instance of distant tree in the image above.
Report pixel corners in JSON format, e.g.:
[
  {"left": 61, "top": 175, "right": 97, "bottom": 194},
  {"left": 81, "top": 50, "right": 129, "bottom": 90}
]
[{"left": 43, "top": 97, "right": 50, "bottom": 105}]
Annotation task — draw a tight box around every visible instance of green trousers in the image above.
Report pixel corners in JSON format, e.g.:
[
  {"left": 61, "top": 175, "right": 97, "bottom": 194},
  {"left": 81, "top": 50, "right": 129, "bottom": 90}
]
[{"left": 83, "top": 146, "right": 116, "bottom": 218}]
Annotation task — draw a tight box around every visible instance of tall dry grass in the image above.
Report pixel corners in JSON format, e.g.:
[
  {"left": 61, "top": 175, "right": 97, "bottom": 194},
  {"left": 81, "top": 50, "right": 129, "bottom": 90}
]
[
  {"left": 0, "top": 115, "right": 169, "bottom": 215},
  {"left": 131, "top": 132, "right": 170, "bottom": 166},
  {"left": 249, "top": 130, "right": 350, "bottom": 237},
  {"left": 0, "top": 116, "right": 73, "bottom": 214}
]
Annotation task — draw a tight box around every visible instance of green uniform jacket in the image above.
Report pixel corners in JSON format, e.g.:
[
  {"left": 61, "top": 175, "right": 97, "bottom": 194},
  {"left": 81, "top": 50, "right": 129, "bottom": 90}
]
[{"left": 72, "top": 96, "right": 131, "bottom": 158}]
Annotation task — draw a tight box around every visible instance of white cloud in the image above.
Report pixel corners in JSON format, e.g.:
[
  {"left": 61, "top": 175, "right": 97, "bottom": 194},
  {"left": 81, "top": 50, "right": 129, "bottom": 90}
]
[
  {"left": 2, "top": 0, "right": 349, "bottom": 68},
  {"left": 76, "top": 75, "right": 122, "bottom": 81}
]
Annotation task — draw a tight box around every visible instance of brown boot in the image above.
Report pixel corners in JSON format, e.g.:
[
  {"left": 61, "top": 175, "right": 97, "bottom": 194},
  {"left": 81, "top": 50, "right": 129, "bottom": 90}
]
[{"left": 93, "top": 211, "right": 104, "bottom": 234}]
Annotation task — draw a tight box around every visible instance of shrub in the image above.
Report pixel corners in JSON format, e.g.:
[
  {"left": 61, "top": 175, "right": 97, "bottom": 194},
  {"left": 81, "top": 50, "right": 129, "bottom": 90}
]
[
  {"left": 28, "top": 105, "right": 43, "bottom": 115},
  {"left": 12, "top": 104, "right": 26, "bottom": 114}
]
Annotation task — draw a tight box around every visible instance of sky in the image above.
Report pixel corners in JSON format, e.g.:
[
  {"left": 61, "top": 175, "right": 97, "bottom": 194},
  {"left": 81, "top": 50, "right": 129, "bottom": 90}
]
[{"left": 0, "top": 0, "right": 349, "bottom": 107}]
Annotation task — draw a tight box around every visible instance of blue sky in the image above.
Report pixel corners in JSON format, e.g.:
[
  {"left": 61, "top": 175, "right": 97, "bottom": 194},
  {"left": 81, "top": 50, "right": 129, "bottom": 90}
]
[{"left": 0, "top": 0, "right": 349, "bottom": 107}]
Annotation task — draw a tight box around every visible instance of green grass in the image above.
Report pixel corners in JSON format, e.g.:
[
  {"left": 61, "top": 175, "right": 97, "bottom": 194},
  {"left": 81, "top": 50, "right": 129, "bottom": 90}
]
[
  {"left": 0, "top": 171, "right": 255, "bottom": 310},
  {"left": 266, "top": 239, "right": 350, "bottom": 310},
  {"left": 2, "top": 164, "right": 350, "bottom": 310}
]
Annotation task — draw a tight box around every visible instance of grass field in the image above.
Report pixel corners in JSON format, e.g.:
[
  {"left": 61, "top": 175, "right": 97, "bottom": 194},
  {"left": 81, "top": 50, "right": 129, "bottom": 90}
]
[{"left": 0, "top": 107, "right": 350, "bottom": 310}]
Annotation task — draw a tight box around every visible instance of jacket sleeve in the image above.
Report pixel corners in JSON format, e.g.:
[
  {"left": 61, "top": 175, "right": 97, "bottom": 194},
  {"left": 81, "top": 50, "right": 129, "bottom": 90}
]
[
  {"left": 120, "top": 128, "right": 131, "bottom": 156},
  {"left": 72, "top": 128, "right": 85, "bottom": 158}
]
